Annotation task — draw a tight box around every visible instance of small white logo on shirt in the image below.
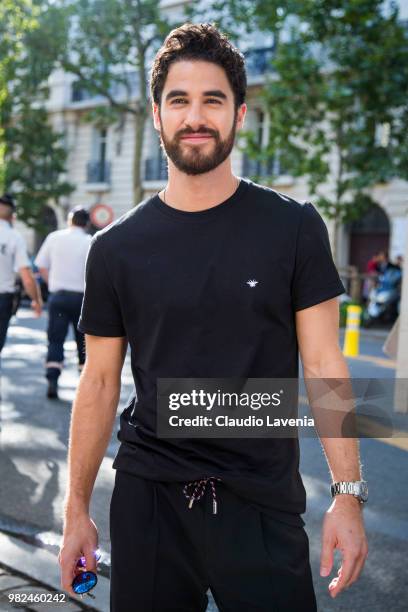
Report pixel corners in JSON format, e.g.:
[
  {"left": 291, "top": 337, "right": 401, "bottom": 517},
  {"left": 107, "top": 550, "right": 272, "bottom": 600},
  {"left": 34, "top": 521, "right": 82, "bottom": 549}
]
[{"left": 246, "top": 279, "right": 258, "bottom": 288}]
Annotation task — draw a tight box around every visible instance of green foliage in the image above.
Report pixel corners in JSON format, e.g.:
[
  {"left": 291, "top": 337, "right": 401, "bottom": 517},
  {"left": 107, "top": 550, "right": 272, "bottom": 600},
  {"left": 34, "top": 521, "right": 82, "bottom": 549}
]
[
  {"left": 192, "top": 0, "right": 408, "bottom": 258},
  {"left": 263, "top": 2, "right": 408, "bottom": 214},
  {"left": 0, "top": 0, "right": 37, "bottom": 192},
  {"left": 55, "top": 0, "right": 178, "bottom": 204},
  {"left": 4, "top": 106, "right": 73, "bottom": 233},
  {"left": 59, "top": 0, "right": 170, "bottom": 117},
  {"left": 0, "top": 0, "right": 74, "bottom": 230}
]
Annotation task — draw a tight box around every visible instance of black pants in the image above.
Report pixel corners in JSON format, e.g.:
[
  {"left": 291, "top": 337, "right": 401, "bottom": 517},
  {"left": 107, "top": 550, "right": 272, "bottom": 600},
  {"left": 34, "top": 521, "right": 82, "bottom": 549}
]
[
  {"left": 46, "top": 291, "right": 85, "bottom": 381},
  {"left": 109, "top": 471, "right": 317, "bottom": 612},
  {"left": 0, "top": 293, "right": 14, "bottom": 353}
]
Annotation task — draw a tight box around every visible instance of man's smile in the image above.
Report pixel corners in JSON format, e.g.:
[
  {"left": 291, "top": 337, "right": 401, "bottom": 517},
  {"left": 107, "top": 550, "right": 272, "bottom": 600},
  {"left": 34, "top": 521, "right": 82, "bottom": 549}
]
[{"left": 180, "top": 134, "right": 214, "bottom": 142}]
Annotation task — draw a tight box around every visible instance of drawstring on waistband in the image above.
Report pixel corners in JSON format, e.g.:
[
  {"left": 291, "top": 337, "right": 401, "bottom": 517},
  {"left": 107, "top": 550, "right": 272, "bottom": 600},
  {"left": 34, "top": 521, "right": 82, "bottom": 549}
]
[{"left": 183, "top": 477, "right": 222, "bottom": 515}]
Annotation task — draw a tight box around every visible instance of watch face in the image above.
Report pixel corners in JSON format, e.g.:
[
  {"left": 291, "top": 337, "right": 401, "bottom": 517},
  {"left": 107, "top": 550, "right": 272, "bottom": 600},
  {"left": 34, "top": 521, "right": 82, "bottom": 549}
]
[{"left": 357, "top": 481, "right": 368, "bottom": 502}]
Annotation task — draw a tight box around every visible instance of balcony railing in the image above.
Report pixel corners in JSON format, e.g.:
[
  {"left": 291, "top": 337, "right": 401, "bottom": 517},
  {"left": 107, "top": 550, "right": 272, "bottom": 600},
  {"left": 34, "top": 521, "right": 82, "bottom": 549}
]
[
  {"left": 244, "top": 46, "right": 275, "bottom": 77},
  {"left": 86, "top": 160, "right": 111, "bottom": 184},
  {"left": 72, "top": 72, "right": 139, "bottom": 103},
  {"left": 144, "top": 156, "right": 167, "bottom": 181},
  {"left": 72, "top": 83, "right": 104, "bottom": 103},
  {"left": 72, "top": 49, "right": 274, "bottom": 104},
  {"left": 242, "top": 154, "right": 278, "bottom": 178}
]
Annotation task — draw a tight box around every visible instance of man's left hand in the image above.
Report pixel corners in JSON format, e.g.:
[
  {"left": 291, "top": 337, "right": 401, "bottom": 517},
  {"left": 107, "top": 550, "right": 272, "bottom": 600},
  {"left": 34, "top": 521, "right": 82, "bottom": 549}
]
[
  {"left": 320, "top": 496, "right": 368, "bottom": 598},
  {"left": 31, "top": 299, "right": 42, "bottom": 317}
]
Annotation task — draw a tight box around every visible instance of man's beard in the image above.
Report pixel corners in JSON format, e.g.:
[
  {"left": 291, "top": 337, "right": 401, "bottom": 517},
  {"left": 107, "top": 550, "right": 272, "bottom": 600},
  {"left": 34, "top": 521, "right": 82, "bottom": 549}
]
[{"left": 159, "top": 115, "right": 238, "bottom": 176}]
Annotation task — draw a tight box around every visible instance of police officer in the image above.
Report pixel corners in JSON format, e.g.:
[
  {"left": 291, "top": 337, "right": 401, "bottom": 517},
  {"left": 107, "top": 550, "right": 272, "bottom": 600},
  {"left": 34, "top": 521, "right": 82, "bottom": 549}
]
[
  {"left": 0, "top": 193, "right": 42, "bottom": 355},
  {"left": 35, "top": 207, "right": 91, "bottom": 399}
]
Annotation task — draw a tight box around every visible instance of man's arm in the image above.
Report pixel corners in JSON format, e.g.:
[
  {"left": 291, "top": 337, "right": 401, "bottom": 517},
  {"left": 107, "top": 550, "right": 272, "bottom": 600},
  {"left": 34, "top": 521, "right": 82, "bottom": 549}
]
[
  {"left": 13, "top": 233, "right": 42, "bottom": 315},
  {"left": 59, "top": 334, "right": 127, "bottom": 596},
  {"left": 19, "top": 267, "right": 42, "bottom": 316},
  {"left": 296, "top": 297, "right": 368, "bottom": 599}
]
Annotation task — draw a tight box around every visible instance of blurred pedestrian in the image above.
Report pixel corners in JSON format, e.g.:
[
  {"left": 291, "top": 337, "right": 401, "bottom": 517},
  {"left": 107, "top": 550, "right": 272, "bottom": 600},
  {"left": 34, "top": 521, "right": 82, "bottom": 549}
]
[
  {"left": 0, "top": 193, "right": 42, "bottom": 355},
  {"left": 35, "top": 207, "right": 91, "bottom": 399},
  {"left": 376, "top": 250, "right": 400, "bottom": 273},
  {"left": 395, "top": 254, "right": 403, "bottom": 270},
  {"left": 362, "top": 251, "right": 380, "bottom": 301},
  {"left": 376, "top": 250, "right": 387, "bottom": 273}
]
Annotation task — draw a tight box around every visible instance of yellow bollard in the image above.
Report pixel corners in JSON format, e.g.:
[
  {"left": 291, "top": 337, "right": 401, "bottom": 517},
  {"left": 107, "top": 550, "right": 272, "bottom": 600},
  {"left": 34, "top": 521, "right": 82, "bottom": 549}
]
[{"left": 343, "top": 304, "right": 362, "bottom": 357}]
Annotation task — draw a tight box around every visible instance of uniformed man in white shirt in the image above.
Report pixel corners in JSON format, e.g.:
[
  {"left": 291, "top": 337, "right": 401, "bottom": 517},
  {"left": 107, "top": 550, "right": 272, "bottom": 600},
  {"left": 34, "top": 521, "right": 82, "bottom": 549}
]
[
  {"left": 35, "top": 207, "right": 91, "bottom": 399},
  {"left": 0, "top": 194, "right": 42, "bottom": 354}
]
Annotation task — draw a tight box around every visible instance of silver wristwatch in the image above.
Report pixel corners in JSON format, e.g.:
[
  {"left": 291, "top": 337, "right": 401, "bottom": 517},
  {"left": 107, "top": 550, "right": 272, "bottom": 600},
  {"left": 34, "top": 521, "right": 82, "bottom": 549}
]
[{"left": 330, "top": 480, "right": 368, "bottom": 503}]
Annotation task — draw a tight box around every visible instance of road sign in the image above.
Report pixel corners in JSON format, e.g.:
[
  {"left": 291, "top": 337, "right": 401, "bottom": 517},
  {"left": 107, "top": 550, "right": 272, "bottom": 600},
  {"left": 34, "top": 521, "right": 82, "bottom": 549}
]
[{"left": 90, "top": 204, "right": 114, "bottom": 228}]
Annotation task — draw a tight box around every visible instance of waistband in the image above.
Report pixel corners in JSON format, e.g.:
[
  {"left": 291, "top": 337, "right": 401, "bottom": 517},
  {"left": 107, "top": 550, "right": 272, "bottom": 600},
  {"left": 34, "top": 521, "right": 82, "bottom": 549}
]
[
  {"left": 183, "top": 477, "right": 222, "bottom": 515},
  {"left": 51, "top": 290, "right": 84, "bottom": 296}
]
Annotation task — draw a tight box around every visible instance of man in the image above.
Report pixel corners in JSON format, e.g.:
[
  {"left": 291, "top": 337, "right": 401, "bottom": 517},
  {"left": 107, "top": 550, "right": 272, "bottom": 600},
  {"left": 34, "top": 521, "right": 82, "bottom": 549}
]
[
  {"left": 363, "top": 251, "right": 380, "bottom": 302},
  {"left": 0, "top": 193, "right": 42, "bottom": 355},
  {"left": 60, "top": 24, "right": 368, "bottom": 611},
  {"left": 376, "top": 249, "right": 401, "bottom": 273},
  {"left": 35, "top": 207, "right": 91, "bottom": 399}
]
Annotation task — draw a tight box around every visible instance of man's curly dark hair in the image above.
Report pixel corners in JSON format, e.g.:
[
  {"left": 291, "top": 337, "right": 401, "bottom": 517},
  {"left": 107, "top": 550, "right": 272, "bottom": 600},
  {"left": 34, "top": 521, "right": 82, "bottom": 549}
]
[
  {"left": 0, "top": 193, "right": 15, "bottom": 209},
  {"left": 150, "top": 23, "right": 247, "bottom": 111}
]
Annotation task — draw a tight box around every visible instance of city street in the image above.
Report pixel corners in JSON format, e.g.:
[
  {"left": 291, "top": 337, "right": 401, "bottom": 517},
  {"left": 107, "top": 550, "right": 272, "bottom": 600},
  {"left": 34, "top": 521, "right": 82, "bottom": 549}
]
[{"left": 0, "top": 307, "right": 407, "bottom": 612}]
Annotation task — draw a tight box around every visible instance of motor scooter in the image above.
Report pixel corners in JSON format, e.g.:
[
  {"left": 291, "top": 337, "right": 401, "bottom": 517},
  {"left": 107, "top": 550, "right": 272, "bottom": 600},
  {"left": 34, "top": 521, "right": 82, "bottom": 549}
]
[{"left": 363, "top": 266, "right": 402, "bottom": 326}]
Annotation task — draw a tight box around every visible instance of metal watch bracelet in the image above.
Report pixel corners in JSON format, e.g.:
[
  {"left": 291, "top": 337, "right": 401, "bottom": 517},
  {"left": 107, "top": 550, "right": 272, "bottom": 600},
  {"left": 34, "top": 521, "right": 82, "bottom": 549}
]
[{"left": 330, "top": 480, "right": 368, "bottom": 503}]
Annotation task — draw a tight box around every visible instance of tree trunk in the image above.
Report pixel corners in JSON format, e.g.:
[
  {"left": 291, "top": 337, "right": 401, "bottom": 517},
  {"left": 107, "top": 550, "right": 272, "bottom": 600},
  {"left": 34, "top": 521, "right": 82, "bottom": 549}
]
[
  {"left": 331, "top": 214, "right": 339, "bottom": 267},
  {"left": 132, "top": 25, "right": 148, "bottom": 207},
  {"left": 132, "top": 108, "right": 147, "bottom": 206}
]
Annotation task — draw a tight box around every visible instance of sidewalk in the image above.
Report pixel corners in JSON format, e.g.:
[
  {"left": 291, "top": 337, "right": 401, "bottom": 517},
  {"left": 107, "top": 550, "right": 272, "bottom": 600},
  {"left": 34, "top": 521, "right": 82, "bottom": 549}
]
[
  {"left": 0, "top": 532, "right": 108, "bottom": 612},
  {"left": 0, "top": 563, "right": 85, "bottom": 612},
  {"left": 0, "top": 531, "right": 219, "bottom": 612}
]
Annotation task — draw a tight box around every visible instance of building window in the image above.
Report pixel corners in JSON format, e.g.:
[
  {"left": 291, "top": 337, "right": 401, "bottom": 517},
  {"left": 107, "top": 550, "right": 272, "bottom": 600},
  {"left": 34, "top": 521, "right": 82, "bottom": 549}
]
[
  {"left": 242, "top": 109, "right": 284, "bottom": 178},
  {"left": 87, "top": 128, "right": 111, "bottom": 183},
  {"left": 144, "top": 128, "right": 168, "bottom": 181}
]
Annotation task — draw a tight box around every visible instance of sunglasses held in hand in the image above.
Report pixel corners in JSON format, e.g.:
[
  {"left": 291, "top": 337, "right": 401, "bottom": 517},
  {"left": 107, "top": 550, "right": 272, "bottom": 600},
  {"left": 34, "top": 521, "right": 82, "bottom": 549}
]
[{"left": 71, "top": 549, "right": 101, "bottom": 598}]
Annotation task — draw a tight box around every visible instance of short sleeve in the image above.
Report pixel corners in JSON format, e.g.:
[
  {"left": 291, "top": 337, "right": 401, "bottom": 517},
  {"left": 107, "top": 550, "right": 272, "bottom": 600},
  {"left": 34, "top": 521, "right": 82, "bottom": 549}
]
[
  {"left": 78, "top": 236, "right": 126, "bottom": 337},
  {"left": 291, "top": 202, "right": 345, "bottom": 311},
  {"left": 14, "top": 233, "right": 30, "bottom": 272},
  {"left": 34, "top": 235, "right": 51, "bottom": 270}
]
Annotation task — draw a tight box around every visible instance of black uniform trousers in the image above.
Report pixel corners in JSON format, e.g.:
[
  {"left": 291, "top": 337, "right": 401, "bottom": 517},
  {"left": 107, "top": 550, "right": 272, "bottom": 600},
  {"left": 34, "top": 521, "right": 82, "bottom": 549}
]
[
  {"left": 46, "top": 290, "right": 85, "bottom": 381},
  {"left": 0, "top": 292, "right": 14, "bottom": 353},
  {"left": 109, "top": 470, "right": 317, "bottom": 612}
]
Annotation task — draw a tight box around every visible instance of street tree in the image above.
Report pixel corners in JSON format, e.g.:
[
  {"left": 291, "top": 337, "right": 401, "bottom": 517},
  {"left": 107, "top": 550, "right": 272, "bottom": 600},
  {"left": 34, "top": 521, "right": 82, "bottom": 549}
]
[
  {"left": 1, "top": 0, "right": 74, "bottom": 233},
  {"left": 0, "top": 0, "right": 36, "bottom": 191},
  {"left": 56, "top": 0, "right": 174, "bottom": 206}
]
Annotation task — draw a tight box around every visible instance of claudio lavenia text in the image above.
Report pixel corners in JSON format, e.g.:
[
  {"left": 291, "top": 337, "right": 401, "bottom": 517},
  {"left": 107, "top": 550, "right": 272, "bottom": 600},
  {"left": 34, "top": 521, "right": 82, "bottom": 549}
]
[{"left": 168, "top": 415, "right": 315, "bottom": 428}]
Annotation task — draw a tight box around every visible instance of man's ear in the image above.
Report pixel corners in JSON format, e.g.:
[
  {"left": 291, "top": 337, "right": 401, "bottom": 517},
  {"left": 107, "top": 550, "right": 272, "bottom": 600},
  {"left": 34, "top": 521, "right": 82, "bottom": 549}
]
[
  {"left": 152, "top": 102, "right": 161, "bottom": 131},
  {"left": 236, "top": 103, "right": 247, "bottom": 131}
]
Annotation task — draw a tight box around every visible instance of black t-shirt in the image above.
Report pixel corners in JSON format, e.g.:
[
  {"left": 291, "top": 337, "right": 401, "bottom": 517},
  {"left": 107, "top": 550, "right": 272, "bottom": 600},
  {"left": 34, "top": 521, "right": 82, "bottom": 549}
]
[{"left": 78, "top": 178, "right": 345, "bottom": 525}]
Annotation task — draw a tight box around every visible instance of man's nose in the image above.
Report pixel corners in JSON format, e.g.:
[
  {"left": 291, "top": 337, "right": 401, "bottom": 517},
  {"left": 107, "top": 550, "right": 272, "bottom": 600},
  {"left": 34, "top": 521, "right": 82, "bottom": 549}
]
[{"left": 184, "top": 102, "right": 207, "bottom": 130}]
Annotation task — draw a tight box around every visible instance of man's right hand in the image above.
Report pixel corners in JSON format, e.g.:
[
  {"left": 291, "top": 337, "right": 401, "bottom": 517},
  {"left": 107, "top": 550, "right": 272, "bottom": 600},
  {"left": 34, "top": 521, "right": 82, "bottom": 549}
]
[
  {"left": 31, "top": 299, "right": 42, "bottom": 317},
  {"left": 59, "top": 514, "right": 99, "bottom": 598}
]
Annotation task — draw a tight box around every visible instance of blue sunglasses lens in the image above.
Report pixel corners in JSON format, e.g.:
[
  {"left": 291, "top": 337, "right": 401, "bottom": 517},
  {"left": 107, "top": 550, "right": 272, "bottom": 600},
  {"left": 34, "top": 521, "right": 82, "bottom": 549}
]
[{"left": 72, "top": 571, "right": 98, "bottom": 594}]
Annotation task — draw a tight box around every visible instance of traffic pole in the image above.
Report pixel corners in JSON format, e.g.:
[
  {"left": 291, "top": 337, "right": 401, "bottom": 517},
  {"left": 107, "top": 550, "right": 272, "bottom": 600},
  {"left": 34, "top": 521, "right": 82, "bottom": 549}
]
[{"left": 343, "top": 305, "right": 362, "bottom": 357}]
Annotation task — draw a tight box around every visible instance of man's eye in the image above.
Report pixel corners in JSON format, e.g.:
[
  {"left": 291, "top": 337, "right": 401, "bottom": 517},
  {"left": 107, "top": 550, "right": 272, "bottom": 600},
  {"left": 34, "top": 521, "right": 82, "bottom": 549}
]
[{"left": 171, "top": 98, "right": 221, "bottom": 104}]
